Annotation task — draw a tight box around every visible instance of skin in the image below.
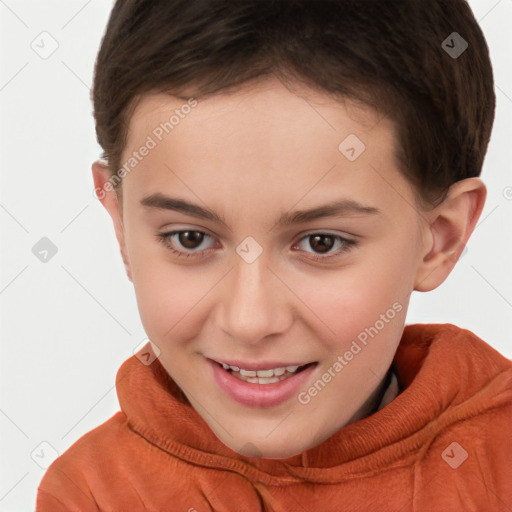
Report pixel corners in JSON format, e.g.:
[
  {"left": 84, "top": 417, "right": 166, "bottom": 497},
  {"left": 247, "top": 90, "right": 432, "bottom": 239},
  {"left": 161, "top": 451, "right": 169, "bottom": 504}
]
[{"left": 92, "top": 76, "right": 486, "bottom": 459}]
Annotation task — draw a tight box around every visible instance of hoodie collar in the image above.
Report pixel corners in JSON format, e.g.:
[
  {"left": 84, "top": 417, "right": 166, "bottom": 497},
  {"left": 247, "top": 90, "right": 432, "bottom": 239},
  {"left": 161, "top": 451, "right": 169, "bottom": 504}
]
[{"left": 116, "top": 323, "right": 512, "bottom": 485}]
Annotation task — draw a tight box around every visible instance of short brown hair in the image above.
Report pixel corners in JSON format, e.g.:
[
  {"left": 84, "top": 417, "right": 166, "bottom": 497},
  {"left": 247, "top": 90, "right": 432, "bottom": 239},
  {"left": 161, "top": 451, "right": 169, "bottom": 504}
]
[{"left": 92, "top": 0, "right": 495, "bottom": 207}]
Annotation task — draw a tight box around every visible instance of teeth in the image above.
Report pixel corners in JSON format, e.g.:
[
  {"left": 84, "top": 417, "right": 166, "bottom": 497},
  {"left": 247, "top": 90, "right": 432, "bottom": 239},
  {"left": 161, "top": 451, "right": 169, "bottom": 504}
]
[
  {"left": 219, "top": 362, "right": 309, "bottom": 378},
  {"left": 245, "top": 376, "right": 281, "bottom": 384},
  {"left": 232, "top": 365, "right": 297, "bottom": 377},
  {"left": 240, "top": 369, "right": 257, "bottom": 377},
  {"left": 235, "top": 374, "right": 288, "bottom": 384},
  {"left": 256, "top": 369, "right": 274, "bottom": 378}
]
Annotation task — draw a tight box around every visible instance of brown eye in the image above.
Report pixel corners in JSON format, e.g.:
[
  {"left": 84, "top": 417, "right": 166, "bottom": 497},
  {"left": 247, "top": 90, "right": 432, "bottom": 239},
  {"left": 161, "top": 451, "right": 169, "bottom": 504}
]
[
  {"left": 178, "top": 231, "right": 204, "bottom": 249},
  {"left": 308, "top": 234, "right": 335, "bottom": 253},
  {"left": 157, "top": 230, "right": 216, "bottom": 260},
  {"left": 294, "top": 232, "right": 357, "bottom": 261}
]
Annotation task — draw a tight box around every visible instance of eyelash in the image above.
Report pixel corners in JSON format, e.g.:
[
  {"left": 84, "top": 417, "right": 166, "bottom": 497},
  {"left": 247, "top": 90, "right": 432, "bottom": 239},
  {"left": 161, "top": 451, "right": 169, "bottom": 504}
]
[{"left": 156, "top": 230, "right": 357, "bottom": 262}]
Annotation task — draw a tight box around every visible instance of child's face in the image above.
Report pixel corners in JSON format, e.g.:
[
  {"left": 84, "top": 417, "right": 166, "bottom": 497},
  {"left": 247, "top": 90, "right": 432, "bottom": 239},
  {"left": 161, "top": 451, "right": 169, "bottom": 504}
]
[{"left": 108, "top": 77, "right": 434, "bottom": 458}]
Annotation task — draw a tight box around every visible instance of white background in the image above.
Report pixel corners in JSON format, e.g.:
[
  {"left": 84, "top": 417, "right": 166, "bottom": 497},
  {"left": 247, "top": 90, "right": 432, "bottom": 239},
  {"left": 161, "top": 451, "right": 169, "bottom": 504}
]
[{"left": 0, "top": 0, "right": 511, "bottom": 510}]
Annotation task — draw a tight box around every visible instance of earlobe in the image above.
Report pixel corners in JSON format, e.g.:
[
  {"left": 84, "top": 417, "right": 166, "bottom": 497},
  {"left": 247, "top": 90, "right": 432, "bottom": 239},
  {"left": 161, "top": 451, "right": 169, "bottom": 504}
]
[
  {"left": 91, "top": 160, "right": 133, "bottom": 282},
  {"left": 414, "top": 177, "right": 487, "bottom": 292}
]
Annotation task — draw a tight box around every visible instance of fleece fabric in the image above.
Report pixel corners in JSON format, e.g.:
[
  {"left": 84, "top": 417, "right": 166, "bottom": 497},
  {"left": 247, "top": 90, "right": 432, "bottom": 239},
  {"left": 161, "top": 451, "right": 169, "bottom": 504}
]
[{"left": 36, "top": 323, "right": 512, "bottom": 511}]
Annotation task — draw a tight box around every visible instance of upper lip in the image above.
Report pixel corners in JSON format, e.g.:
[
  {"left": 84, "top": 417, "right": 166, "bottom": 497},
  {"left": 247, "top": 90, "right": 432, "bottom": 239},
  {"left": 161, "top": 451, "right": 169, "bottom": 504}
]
[{"left": 209, "top": 358, "right": 316, "bottom": 371}]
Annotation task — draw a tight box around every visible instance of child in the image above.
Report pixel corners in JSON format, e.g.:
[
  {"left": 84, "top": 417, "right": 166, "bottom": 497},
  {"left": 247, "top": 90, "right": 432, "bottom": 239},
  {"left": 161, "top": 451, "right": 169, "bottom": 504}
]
[{"left": 37, "top": 0, "right": 512, "bottom": 510}]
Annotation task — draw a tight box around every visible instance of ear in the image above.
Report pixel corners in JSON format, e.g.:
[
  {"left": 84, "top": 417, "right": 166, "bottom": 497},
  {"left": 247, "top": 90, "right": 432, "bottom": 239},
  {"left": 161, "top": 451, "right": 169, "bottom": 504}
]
[
  {"left": 91, "top": 160, "right": 133, "bottom": 282},
  {"left": 414, "top": 177, "right": 486, "bottom": 292}
]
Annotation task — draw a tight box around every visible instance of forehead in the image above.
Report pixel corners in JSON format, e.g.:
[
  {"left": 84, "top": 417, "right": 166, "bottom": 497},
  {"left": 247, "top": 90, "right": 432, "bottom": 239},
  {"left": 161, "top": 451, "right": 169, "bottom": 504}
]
[
  {"left": 120, "top": 78, "right": 413, "bottom": 219},
  {"left": 127, "top": 78, "right": 390, "bottom": 150}
]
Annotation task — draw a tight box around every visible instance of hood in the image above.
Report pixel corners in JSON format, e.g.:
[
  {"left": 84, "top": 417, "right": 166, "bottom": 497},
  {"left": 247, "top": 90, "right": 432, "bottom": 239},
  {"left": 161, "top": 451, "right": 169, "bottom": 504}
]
[{"left": 116, "top": 323, "right": 512, "bottom": 485}]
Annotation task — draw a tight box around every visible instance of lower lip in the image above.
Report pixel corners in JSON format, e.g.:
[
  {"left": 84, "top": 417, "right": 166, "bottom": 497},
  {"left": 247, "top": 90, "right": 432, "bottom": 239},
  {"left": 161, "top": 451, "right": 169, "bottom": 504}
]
[{"left": 208, "top": 359, "right": 318, "bottom": 408}]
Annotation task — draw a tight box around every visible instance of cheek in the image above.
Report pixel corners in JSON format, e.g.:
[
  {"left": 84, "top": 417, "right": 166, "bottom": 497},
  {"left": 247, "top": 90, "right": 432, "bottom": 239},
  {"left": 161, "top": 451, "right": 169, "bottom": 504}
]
[
  {"left": 282, "top": 269, "right": 392, "bottom": 353},
  {"left": 291, "top": 242, "right": 414, "bottom": 353},
  {"left": 128, "top": 243, "right": 208, "bottom": 344}
]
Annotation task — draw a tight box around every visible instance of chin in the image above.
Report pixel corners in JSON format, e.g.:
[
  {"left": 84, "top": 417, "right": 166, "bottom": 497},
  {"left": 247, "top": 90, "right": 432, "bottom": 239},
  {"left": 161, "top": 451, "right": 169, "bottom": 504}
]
[{"left": 229, "top": 437, "right": 310, "bottom": 460}]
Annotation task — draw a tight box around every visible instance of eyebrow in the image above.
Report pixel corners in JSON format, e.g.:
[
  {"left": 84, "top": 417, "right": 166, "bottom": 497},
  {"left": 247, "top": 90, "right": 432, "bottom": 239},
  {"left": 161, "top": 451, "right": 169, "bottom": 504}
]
[{"left": 140, "top": 192, "right": 381, "bottom": 227}]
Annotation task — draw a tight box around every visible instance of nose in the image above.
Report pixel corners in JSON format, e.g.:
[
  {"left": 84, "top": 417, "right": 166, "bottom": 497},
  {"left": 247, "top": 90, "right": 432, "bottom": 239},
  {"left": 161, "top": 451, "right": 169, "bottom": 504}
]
[{"left": 216, "top": 252, "right": 293, "bottom": 345}]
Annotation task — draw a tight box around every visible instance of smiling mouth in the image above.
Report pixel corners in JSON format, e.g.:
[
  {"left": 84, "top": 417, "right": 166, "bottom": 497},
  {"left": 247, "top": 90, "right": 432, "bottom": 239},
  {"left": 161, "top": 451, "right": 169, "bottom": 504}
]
[{"left": 212, "top": 360, "right": 317, "bottom": 384}]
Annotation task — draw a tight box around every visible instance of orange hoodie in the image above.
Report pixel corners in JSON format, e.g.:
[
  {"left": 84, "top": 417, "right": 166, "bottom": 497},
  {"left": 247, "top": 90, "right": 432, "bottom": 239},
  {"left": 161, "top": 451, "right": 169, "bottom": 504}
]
[{"left": 36, "top": 323, "right": 512, "bottom": 511}]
